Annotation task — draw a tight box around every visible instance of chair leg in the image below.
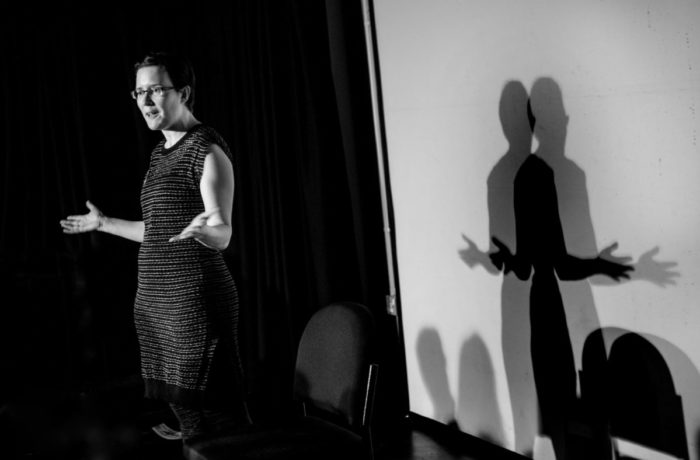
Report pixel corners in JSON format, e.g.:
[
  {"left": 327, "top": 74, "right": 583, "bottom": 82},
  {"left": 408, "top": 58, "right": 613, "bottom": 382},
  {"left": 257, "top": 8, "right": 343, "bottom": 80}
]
[{"left": 362, "top": 363, "right": 379, "bottom": 460}]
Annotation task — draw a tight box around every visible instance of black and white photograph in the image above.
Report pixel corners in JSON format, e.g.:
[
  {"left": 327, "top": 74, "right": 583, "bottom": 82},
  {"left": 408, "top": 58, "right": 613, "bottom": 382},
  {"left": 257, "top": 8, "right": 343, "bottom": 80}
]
[{"left": 1, "top": 1, "right": 699, "bottom": 459}]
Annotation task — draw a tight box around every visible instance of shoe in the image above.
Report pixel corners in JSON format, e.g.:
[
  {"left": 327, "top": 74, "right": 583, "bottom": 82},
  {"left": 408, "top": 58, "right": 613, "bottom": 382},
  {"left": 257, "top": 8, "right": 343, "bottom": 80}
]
[{"left": 152, "top": 422, "right": 183, "bottom": 440}]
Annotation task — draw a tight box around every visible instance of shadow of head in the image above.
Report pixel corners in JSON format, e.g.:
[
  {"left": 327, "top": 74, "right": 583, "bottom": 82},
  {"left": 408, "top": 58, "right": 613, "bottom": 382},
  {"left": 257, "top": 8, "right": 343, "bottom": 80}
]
[
  {"left": 499, "top": 80, "right": 533, "bottom": 148},
  {"left": 528, "top": 77, "right": 568, "bottom": 147}
]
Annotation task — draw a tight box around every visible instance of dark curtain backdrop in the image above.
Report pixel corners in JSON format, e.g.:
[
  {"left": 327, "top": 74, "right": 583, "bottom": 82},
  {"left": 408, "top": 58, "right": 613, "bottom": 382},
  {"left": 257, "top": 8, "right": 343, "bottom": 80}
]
[{"left": 0, "top": 0, "right": 407, "bottom": 439}]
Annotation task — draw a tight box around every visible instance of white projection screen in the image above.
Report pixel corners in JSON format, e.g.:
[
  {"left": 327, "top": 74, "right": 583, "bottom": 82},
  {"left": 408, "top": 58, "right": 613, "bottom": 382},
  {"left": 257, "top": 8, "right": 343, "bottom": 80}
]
[{"left": 372, "top": 1, "right": 700, "bottom": 458}]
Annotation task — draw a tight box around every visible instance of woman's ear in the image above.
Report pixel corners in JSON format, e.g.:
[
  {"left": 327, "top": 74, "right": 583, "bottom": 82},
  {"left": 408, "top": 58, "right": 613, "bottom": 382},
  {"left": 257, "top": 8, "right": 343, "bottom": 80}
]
[{"left": 180, "top": 86, "right": 190, "bottom": 104}]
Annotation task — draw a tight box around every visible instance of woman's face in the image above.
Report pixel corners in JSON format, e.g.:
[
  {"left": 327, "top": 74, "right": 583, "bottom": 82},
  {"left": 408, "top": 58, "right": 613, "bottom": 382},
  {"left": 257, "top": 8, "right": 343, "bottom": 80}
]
[{"left": 134, "top": 65, "right": 187, "bottom": 131}]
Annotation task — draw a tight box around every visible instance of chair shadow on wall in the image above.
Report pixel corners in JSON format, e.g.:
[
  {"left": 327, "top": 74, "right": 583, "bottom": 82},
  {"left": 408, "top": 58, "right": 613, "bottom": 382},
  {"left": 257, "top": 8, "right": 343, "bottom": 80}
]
[
  {"left": 581, "top": 328, "right": 692, "bottom": 460},
  {"left": 416, "top": 328, "right": 457, "bottom": 426},
  {"left": 458, "top": 77, "right": 680, "bottom": 459},
  {"left": 415, "top": 328, "right": 506, "bottom": 446},
  {"left": 456, "top": 334, "right": 506, "bottom": 447}
]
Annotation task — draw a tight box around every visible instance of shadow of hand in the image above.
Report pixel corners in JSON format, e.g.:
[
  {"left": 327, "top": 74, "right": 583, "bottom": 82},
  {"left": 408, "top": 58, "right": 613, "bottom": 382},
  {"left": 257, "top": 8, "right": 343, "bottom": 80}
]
[
  {"left": 489, "top": 237, "right": 514, "bottom": 274},
  {"left": 631, "top": 246, "right": 680, "bottom": 287},
  {"left": 459, "top": 234, "right": 499, "bottom": 274},
  {"left": 597, "top": 242, "right": 634, "bottom": 281}
]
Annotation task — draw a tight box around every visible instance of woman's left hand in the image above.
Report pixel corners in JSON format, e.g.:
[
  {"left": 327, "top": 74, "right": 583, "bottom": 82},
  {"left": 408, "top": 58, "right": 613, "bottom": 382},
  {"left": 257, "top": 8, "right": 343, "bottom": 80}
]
[{"left": 169, "top": 208, "right": 220, "bottom": 248}]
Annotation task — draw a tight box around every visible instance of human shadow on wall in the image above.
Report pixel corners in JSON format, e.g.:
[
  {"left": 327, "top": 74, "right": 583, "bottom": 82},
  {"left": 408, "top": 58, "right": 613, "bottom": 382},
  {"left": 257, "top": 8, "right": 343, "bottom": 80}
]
[
  {"left": 514, "top": 76, "right": 677, "bottom": 411},
  {"left": 581, "top": 328, "right": 693, "bottom": 460},
  {"left": 460, "top": 77, "right": 680, "bottom": 459},
  {"left": 494, "top": 76, "right": 633, "bottom": 459}
]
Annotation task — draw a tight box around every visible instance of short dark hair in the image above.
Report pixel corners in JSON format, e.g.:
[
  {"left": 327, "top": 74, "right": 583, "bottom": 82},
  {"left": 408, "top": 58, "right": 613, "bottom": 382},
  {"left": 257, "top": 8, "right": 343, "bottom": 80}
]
[{"left": 134, "top": 52, "right": 196, "bottom": 111}]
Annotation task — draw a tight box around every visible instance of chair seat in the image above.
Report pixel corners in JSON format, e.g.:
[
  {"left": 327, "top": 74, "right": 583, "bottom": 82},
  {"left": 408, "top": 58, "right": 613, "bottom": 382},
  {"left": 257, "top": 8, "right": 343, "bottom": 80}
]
[{"left": 184, "top": 416, "right": 364, "bottom": 460}]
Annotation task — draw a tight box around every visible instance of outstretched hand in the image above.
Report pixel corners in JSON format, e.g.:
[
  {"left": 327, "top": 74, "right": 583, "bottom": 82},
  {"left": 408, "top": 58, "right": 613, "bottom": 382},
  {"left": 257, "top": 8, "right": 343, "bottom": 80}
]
[
  {"left": 597, "top": 242, "right": 634, "bottom": 281},
  {"left": 60, "top": 200, "right": 103, "bottom": 234},
  {"left": 169, "top": 208, "right": 220, "bottom": 248}
]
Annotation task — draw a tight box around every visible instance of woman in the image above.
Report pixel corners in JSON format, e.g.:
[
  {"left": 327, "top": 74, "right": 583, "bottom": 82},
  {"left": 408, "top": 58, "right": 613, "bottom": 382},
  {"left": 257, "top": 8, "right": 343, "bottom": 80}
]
[{"left": 60, "top": 52, "right": 249, "bottom": 442}]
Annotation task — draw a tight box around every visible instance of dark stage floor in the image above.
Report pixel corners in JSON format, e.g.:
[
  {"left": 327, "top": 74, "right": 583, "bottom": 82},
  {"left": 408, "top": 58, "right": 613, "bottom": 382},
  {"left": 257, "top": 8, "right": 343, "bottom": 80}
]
[
  {"left": 7, "top": 424, "right": 510, "bottom": 460},
  {"left": 1, "top": 378, "right": 519, "bottom": 460}
]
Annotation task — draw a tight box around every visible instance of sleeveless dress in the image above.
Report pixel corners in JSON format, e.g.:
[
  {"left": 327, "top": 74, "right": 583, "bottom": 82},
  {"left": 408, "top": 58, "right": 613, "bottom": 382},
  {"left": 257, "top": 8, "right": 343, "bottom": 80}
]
[{"left": 135, "top": 124, "right": 243, "bottom": 408}]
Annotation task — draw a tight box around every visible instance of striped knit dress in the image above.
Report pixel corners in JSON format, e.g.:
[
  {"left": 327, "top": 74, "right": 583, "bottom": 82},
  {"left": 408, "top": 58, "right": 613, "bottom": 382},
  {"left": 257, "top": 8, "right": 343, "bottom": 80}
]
[{"left": 135, "top": 124, "right": 243, "bottom": 408}]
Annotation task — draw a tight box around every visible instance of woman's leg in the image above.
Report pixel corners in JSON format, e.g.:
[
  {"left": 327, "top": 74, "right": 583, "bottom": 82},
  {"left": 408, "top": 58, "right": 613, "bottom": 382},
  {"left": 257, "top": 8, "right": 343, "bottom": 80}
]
[
  {"left": 169, "top": 403, "right": 207, "bottom": 441},
  {"left": 170, "top": 400, "right": 251, "bottom": 442}
]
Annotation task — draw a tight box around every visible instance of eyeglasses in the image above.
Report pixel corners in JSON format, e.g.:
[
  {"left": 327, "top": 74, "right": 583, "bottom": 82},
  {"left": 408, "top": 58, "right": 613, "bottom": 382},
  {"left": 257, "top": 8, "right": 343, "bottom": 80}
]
[{"left": 130, "top": 86, "right": 176, "bottom": 100}]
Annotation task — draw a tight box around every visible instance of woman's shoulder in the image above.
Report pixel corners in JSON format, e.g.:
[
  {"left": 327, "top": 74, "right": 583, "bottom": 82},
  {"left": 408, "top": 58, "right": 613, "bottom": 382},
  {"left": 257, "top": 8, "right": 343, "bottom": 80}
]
[
  {"left": 189, "top": 124, "right": 221, "bottom": 143},
  {"left": 188, "top": 124, "right": 233, "bottom": 159}
]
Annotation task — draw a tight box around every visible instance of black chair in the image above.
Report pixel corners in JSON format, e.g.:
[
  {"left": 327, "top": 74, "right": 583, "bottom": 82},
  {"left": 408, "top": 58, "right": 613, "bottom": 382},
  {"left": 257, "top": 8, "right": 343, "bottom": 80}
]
[{"left": 184, "top": 301, "right": 379, "bottom": 460}]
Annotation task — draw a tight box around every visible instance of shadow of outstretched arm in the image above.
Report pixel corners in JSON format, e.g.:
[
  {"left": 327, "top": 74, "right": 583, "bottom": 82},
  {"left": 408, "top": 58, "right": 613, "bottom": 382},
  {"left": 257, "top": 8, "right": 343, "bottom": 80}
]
[
  {"left": 591, "top": 246, "right": 679, "bottom": 287},
  {"left": 556, "top": 242, "right": 634, "bottom": 282}
]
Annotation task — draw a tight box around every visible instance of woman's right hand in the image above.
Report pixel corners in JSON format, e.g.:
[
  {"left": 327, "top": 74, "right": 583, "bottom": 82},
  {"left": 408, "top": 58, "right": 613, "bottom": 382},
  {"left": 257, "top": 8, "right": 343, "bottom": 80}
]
[{"left": 60, "top": 200, "right": 104, "bottom": 234}]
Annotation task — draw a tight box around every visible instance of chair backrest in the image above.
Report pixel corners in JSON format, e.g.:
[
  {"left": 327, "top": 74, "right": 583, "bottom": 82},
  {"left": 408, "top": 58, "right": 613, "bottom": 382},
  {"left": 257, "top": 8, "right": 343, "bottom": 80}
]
[{"left": 293, "top": 302, "right": 375, "bottom": 428}]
